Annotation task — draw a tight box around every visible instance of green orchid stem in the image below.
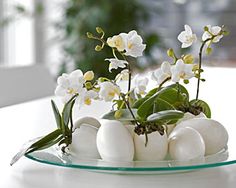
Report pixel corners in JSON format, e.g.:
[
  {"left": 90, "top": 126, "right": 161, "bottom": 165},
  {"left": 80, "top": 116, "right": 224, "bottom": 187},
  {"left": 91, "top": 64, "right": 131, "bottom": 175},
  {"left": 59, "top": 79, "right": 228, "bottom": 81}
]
[
  {"left": 121, "top": 94, "right": 139, "bottom": 126},
  {"left": 120, "top": 53, "right": 132, "bottom": 103},
  {"left": 159, "top": 77, "right": 171, "bottom": 89},
  {"left": 127, "top": 63, "right": 132, "bottom": 93},
  {"left": 196, "top": 37, "right": 213, "bottom": 100},
  {"left": 69, "top": 102, "right": 74, "bottom": 135}
]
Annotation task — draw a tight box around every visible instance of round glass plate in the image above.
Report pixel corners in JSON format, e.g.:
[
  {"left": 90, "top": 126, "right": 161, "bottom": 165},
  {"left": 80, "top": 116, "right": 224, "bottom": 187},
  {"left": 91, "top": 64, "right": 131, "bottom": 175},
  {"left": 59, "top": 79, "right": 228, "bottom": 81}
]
[{"left": 25, "top": 146, "right": 235, "bottom": 174}]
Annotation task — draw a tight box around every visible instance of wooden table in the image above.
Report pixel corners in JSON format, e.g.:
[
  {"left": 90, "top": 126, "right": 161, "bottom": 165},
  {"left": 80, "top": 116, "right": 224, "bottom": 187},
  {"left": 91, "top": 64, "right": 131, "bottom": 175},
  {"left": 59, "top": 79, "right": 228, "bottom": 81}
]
[{"left": 1, "top": 67, "right": 236, "bottom": 188}]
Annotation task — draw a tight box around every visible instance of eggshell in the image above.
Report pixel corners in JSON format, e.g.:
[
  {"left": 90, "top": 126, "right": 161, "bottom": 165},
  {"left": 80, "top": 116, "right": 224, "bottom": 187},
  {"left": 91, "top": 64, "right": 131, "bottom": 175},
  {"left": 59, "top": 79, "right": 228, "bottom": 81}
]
[
  {"left": 166, "top": 112, "right": 206, "bottom": 136},
  {"left": 125, "top": 124, "right": 135, "bottom": 138},
  {"left": 134, "top": 132, "right": 168, "bottom": 161},
  {"left": 168, "top": 127, "right": 205, "bottom": 160},
  {"left": 97, "top": 120, "right": 134, "bottom": 162},
  {"left": 177, "top": 112, "right": 206, "bottom": 124},
  {"left": 118, "top": 121, "right": 135, "bottom": 138},
  {"left": 70, "top": 124, "right": 100, "bottom": 159},
  {"left": 166, "top": 124, "right": 176, "bottom": 136},
  {"left": 175, "top": 118, "right": 228, "bottom": 155}
]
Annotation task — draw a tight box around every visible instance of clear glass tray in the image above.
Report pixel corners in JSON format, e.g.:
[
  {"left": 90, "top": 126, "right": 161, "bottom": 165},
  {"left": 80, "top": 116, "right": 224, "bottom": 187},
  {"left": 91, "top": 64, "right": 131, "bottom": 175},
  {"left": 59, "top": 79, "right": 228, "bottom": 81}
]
[{"left": 25, "top": 146, "right": 236, "bottom": 174}]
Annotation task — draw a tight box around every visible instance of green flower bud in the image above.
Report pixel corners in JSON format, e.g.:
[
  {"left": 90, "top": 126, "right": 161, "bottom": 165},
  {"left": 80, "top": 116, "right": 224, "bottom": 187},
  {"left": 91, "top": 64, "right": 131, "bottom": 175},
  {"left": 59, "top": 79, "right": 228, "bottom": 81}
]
[
  {"left": 167, "top": 48, "right": 175, "bottom": 58},
  {"left": 204, "top": 26, "right": 209, "bottom": 31},
  {"left": 206, "top": 47, "right": 212, "bottom": 55},
  {"left": 98, "top": 77, "right": 109, "bottom": 83},
  {"left": 85, "top": 82, "right": 93, "bottom": 89},
  {"left": 114, "top": 110, "right": 122, "bottom": 119},
  {"left": 167, "top": 48, "right": 175, "bottom": 57},
  {"left": 95, "top": 45, "right": 103, "bottom": 51},
  {"left": 86, "top": 32, "right": 93, "bottom": 38},
  {"left": 201, "top": 78, "right": 206, "bottom": 82},
  {"left": 223, "top": 30, "right": 230, "bottom": 36},
  {"left": 96, "top": 27, "right": 104, "bottom": 34},
  {"left": 183, "top": 54, "right": 194, "bottom": 64},
  {"left": 184, "top": 79, "right": 189, "bottom": 84}
]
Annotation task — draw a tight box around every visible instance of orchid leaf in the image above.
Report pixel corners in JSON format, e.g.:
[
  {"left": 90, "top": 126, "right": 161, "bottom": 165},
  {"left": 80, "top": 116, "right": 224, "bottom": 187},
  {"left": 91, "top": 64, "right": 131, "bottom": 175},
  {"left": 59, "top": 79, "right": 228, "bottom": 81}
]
[
  {"left": 132, "top": 87, "right": 158, "bottom": 108},
  {"left": 26, "top": 129, "right": 62, "bottom": 153},
  {"left": 153, "top": 98, "right": 176, "bottom": 112},
  {"left": 102, "top": 109, "right": 138, "bottom": 121},
  {"left": 147, "top": 110, "right": 184, "bottom": 123},
  {"left": 190, "top": 99, "right": 211, "bottom": 118},
  {"left": 137, "top": 84, "right": 188, "bottom": 120},
  {"left": 10, "top": 129, "right": 62, "bottom": 166},
  {"left": 62, "top": 95, "right": 77, "bottom": 135},
  {"left": 51, "top": 100, "right": 62, "bottom": 129}
]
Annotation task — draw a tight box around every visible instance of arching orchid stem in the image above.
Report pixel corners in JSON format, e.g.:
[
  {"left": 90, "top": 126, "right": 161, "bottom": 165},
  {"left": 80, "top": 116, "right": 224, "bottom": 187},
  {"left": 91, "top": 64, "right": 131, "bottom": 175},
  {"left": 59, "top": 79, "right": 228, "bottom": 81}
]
[{"left": 196, "top": 37, "right": 213, "bottom": 100}]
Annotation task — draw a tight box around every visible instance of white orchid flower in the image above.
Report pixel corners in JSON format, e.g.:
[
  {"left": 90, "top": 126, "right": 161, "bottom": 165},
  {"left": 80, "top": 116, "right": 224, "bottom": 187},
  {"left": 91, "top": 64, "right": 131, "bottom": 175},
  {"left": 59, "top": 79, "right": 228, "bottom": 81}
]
[
  {"left": 83, "top": 90, "right": 98, "bottom": 105},
  {"left": 105, "top": 58, "right": 128, "bottom": 72},
  {"left": 55, "top": 70, "right": 85, "bottom": 103},
  {"left": 151, "top": 61, "right": 172, "bottom": 85},
  {"left": 171, "top": 59, "right": 195, "bottom": 82},
  {"left": 99, "top": 82, "right": 120, "bottom": 102},
  {"left": 115, "top": 69, "right": 130, "bottom": 82},
  {"left": 133, "top": 76, "right": 149, "bottom": 95},
  {"left": 202, "top": 25, "right": 223, "bottom": 43},
  {"left": 123, "top": 30, "right": 146, "bottom": 57},
  {"left": 177, "top": 25, "right": 197, "bottom": 48},
  {"left": 107, "top": 35, "right": 126, "bottom": 52}
]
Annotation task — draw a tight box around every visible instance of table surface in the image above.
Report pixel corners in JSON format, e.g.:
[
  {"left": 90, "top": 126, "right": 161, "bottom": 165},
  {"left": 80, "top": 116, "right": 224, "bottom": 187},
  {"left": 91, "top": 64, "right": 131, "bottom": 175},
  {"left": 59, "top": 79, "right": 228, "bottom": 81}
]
[{"left": 1, "top": 67, "right": 236, "bottom": 188}]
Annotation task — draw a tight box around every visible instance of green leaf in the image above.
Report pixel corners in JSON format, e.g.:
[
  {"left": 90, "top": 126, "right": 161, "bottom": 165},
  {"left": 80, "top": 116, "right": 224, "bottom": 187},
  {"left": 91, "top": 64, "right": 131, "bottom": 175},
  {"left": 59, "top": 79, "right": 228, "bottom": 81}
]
[
  {"left": 102, "top": 109, "right": 138, "bottom": 121},
  {"left": 137, "top": 84, "right": 188, "bottom": 120},
  {"left": 147, "top": 110, "right": 184, "bottom": 124},
  {"left": 132, "top": 87, "right": 158, "bottom": 108},
  {"left": 51, "top": 100, "right": 62, "bottom": 129},
  {"left": 26, "top": 129, "right": 62, "bottom": 154},
  {"left": 61, "top": 95, "right": 77, "bottom": 134},
  {"left": 190, "top": 99, "right": 211, "bottom": 118},
  {"left": 159, "top": 84, "right": 189, "bottom": 104},
  {"left": 153, "top": 98, "right": 175, "bottom": 112}
]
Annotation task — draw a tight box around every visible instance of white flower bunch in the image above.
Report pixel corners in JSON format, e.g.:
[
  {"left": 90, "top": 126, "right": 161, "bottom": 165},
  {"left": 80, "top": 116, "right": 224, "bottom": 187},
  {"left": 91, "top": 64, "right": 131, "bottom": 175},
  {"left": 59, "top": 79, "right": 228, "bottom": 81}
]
[
  {"left": 151, "top": 24, "right": 227, "bottom": 88},
  {"left": 56, "top": 25, "right": 228, "bottom": 109},
  {"left": 55, "top": 29, "right": 147, "bottom": 106}
]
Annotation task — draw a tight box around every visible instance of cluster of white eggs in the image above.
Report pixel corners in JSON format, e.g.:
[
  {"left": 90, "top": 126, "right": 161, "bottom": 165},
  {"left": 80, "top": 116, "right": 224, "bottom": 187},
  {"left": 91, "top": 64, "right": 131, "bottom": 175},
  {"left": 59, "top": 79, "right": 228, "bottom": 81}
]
[{"left": 70, "top": 113, "right": 228, "bottom": 162}]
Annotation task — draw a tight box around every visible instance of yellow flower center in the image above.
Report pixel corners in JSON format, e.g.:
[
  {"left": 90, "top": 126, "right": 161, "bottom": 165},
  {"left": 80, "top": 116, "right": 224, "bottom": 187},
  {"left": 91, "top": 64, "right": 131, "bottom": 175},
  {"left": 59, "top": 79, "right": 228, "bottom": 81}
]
[
  {"left": 84, "top": 97, "right": 91, "bottom": 105},
  {"left": 128, "top": 42, "right": 133, "bottom": 49},
  {"left": 114, "top": 36, "right": 124, "bottom": 51},
  {"left": 180, "top": 73, "right": 186, "bottom": 79},
  {"left": 67, "top": 88, "right": 76, "bottom": 94},
  {"left": 108, "top": 91, "right": 115, "bottom": 97}
]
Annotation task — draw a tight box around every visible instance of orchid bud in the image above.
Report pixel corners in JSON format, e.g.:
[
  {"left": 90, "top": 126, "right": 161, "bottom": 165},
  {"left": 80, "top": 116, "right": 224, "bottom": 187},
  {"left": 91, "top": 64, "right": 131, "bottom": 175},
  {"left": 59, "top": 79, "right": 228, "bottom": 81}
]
[
  {"left": 114, "top": 110, "right": 122, "bottom": 119},
  {"left": 183, "top": 54, "right": 194, "bottom": 64},
  {"left": 167, "top": 48, "right": 175, "bottom": 58},
  {"left": 86, "top": 32, "right": 93, "bottom": 38},
  {"left": 96, "top": 27, "right": 104, "bottom": 34},
  {"left": 84, "top": 71, "right": 94, "bottom": 81}
]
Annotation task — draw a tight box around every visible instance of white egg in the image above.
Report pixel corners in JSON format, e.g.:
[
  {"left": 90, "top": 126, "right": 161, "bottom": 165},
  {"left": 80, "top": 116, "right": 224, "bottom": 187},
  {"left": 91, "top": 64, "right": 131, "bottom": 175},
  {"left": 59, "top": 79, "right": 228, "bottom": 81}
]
[
  {"left": 70, "top": 124, "right": 100, "bottom": 159},
  {"left": 166, "top": 112, "right": 206, "bottom": 136},
  {"left": 168, "top": 127, "right": 205, "bottom": 161},
  {"left": 175, "top": 118, "right": 228, "bottom": 155},
  {"left": 118, "top": 121, "right": 135, "bottom": 138},
  {"left": 134, "top": 131, "right": 168, "bottom": 161},
  {"left": 177, "top": 112, "right": 206, "bottom": 124},
  {"left": 125, "top": 124, "right": 135, "bottom": 138},
  {"left": 97, "top": 120, "right": 134, "bottom": 162}
]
